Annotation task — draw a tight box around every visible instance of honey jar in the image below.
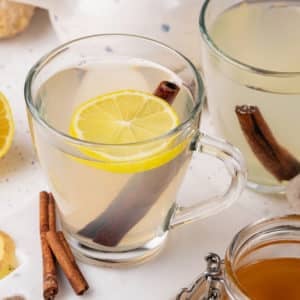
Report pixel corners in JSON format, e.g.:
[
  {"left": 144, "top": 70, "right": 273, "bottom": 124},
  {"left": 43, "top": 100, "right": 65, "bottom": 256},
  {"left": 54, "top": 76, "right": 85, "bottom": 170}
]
[{"left": 177, "top": 215, "right": 300, "bottom": 300}]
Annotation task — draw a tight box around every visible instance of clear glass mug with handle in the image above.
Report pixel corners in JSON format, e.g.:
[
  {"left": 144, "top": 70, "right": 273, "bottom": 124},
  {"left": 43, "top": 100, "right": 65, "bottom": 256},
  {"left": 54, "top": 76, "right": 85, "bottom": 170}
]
[
  {"left": 25, "top": 34, "right": 246, "bottom": 267},
  {"left": 199, "top": 0, "right": 300, "bottom": 194}
]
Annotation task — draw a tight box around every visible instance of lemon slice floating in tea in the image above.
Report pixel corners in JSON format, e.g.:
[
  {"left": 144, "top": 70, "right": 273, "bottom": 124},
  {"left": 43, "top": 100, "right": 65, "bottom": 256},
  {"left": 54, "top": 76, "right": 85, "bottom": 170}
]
[
  {"left": 0, "top": 92, "right": 14, "bottom": 158},
  {"left": 70, "top": 90, "right": 183, "bottom": 172}
]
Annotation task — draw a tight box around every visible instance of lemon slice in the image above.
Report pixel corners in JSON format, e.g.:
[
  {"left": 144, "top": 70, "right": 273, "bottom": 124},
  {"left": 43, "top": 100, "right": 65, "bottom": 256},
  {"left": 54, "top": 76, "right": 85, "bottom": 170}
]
[
  {"left": 0, "top": 231, "right": 18, "bottom": 279},
  {"left": 0, "top": 92, "right": 14, "bottom": 158},
  {"left": 70, "top": 90, "right": 185, "bottom": 173},
  {"left": 70, "top": 90, "right": 181, "bottom": 169}
]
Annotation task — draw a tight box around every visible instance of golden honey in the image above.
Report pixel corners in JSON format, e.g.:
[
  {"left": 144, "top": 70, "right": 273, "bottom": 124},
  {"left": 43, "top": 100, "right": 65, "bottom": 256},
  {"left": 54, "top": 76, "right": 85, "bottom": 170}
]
[{"left": 232, "top": 258, "right": 300, "bottom": 300}]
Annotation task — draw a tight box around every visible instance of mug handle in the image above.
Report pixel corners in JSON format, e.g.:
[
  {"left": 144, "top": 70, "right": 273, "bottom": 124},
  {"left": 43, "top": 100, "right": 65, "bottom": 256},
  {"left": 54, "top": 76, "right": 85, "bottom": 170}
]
[{"left": 170, "top": 131, "right": 247, "bottom": 228}]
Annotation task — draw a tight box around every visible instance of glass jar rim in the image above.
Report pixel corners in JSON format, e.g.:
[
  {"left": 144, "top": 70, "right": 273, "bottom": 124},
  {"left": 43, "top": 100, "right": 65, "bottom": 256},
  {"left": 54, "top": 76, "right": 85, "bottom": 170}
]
[
  {"left": 199, "top": 0, "right": 300, "bottom": 77},
  {"left": 24, "top": 33, "right": 204, "bottom": 148},
  {"left": 224, "top": 214, "right": 300, "bottom": 299},
  {"left": 177, "top": 214, "right": 300, "bottom": 299}
]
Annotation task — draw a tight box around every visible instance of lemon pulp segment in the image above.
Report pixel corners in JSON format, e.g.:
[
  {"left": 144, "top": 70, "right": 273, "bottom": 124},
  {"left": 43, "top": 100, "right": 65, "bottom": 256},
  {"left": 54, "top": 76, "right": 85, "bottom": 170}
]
[
  {"left": 70, "top": 90, "right": 185, "bottom": 173},
  {"left": 0, "top": 92, "right": 14, "bottom": 158}
]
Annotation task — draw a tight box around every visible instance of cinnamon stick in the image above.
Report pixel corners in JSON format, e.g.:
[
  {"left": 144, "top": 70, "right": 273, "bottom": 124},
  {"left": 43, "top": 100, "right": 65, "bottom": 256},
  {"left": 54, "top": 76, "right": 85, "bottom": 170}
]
[
  {"left": 39, "top": 191, "right": 58, "bottom": 300},
  {"left": 78, "top": 81, "right": 182, "bottom": 246},
  {"left": 57, "top": 231, "right": 89, "bottom": 289},
  {"left": 46, "top": 231, "right": 89, "bottom": 296},
  {"left": 41, "top": 234, "right": 58, "bottom": 300},
  {"left": 57, "top": 231, "right": 75, "bottom": 263},
  {"left": 40, "top": 191, "right": 50, "bottom": 234},
  {"left": 154, "top": 81, "right": 180, "bottom": 105},
  {"left": 48, "top": 193, "right": 56, "bottom": 232},
  {"left": 80, "top": 153, "right": 186, "bottom": 246},
  {"left": 236, "top": 105, "right": 300, "bottom": 181}
]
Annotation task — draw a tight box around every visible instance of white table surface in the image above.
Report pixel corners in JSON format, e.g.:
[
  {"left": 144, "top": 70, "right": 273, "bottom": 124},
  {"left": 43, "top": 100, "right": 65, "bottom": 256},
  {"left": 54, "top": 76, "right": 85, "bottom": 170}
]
[{"left": 0, "top": 10, "right": 292, "bottom": 300}]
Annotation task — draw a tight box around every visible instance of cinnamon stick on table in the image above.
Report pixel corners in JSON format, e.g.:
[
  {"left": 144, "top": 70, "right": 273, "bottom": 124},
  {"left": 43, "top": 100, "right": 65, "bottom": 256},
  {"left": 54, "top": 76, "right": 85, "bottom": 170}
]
[
  {"left": 57, "top": 231, "right": 89, "bottom": 288},
  {"left": 57, "top": 231, "right": 75, "bottom": 263},
  {"left": 48, "top": 193, "right": 56, "bottom": 232},
  {"left": 46, "top": 231, "right": 89, "bottom": 295},
  {"left": 40, "top": 192, "right": 89, "bottom": 298},
  {"left": 79, "top": 81, "right": 182, "bottom": 247},
  {"left": 235, "top": 105, "right": 300, "bottom": 181},
  {"left": 40, "top": 191, "right": 58, "bottom": 300}
]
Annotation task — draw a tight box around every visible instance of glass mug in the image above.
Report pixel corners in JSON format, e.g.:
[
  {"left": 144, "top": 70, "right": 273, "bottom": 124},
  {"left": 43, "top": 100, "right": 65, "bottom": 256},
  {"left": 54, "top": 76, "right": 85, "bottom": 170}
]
[
  {"left": 25, "top": 34, "right": 246, "bottom": 266},
  {"left": 199, "top": 0, "right": 300, "bottom": 194},
  {"left": 177, "top": 214, "right": 300, "bottom": 300}
]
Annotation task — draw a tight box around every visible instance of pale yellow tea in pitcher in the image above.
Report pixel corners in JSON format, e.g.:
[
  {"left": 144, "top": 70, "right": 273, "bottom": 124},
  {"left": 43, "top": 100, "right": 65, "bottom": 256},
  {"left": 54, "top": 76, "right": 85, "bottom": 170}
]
[{"left": 201, "top": 1, "right": 300, "bottom": 192}]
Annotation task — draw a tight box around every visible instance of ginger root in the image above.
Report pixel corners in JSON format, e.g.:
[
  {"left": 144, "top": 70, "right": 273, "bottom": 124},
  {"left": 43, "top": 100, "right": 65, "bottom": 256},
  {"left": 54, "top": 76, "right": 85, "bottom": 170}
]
[{"left": 0, "top": 0, "right": 35, "bottom": 39}]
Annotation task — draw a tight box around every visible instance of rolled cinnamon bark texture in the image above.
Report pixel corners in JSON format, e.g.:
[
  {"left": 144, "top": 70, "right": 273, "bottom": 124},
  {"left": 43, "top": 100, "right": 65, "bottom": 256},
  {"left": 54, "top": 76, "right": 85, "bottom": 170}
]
[
  {"left": 46, "top": 231, "right": 89, "bottom": 295},
  {"left": 79, "top": 81, "right": 183, "bottom": 247},
  {"left": 235, "top": 105, "right": 300, "bottom": 181},
  {"left": 154, "top": 80, "right": 180, "bottom": 105},
  {"left": 39, "top": 191, "right": 58, "bottom": 300},
  {"left": 39, "top": 192, "right": 89, "bottom": 299}
]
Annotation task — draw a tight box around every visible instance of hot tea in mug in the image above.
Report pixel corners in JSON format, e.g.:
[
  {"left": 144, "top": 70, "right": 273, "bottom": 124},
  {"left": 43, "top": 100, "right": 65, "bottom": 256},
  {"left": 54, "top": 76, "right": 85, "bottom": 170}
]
[{"left": 25, "top": 34, "right": 246, "bottom": 266}]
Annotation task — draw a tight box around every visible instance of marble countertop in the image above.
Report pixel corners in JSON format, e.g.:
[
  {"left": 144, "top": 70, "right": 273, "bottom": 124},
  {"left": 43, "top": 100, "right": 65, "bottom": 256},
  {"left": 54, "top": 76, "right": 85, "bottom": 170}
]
[{"left": 0, "top": 10, "right": 292, "bottom": 300}]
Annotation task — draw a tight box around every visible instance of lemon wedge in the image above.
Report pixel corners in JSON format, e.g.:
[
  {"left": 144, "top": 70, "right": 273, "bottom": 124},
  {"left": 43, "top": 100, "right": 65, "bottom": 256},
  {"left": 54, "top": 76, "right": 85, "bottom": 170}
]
[
  {"left": 70, "top": 90, "right": 184, "bottom": 173},
  {"left": 0, "top": 92, "right": 14, "bottom": 158},
  {"left": 0, "top": 231, "right": 17, "bottom": 279}
]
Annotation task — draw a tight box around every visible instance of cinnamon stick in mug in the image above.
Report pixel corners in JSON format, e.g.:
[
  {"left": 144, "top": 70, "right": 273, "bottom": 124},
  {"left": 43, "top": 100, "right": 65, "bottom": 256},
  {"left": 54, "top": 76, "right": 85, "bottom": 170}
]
[
  {"left": 235, "top": 105, "right": 300, "bottom": 181},
  {"left": 81, "top": 153, "right": 185, "bottom": 246},
  {"left": 78, "top": 81, "right": 182, "bottom": 246},
  {"left": 154, "top": 81, "right": 180, "bottom": 105}
]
